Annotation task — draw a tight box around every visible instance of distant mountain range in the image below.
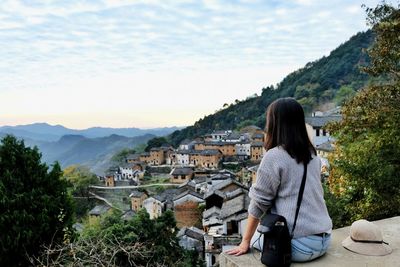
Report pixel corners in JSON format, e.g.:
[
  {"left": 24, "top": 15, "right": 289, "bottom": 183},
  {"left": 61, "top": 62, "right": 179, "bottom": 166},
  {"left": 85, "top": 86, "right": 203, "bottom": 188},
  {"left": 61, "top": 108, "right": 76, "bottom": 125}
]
[
  {"left": 0, "top": 123, "right": 182, "bottom": 142},
  {"left": 0, "top": 123, "right": 182, "bottom": 174}
]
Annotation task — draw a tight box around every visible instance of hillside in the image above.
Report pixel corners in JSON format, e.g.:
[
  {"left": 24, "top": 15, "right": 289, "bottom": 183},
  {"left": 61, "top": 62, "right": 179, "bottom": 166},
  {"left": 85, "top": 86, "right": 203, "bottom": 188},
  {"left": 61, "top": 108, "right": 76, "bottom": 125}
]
[{"left": 169, "top": 30, "right": 374, "bottom": 146}]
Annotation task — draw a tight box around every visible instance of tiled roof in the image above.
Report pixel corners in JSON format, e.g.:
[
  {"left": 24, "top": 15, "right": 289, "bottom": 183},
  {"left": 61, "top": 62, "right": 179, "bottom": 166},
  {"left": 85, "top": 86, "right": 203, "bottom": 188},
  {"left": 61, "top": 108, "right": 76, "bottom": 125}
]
[
  {"left": 251, "top": 141, "right": 264, "bottom": 147},
  {"left": 129, "top": 191, "right": 147, "bottom": 198},
  {"left": 204, "top": 189, "right": 226, "bottom": 200},
  {"left": 203, "top": 206, "right": 221, "bottom": 219},
  {"left": 252, "top": 133, "right": 264, "bottom": 139},
  {"left": 154, "top": 188, "right": 178, "bottom": 203},
  {"left": 316, "top": 141, "right": 334, "bottom": 152},
  {"left": 204, "top": 141, "right": 237, "bottom": 146},
  {"left": 177, "top": 227, "right": 205, "bottom": 240},
  {"left": 171, "top": 167, "right": 194, "bottom": 176},
  {"left": 89, "top": 205, "right": 111, "bottom": 216},
  {"left": 219, "top": 191, "right": 250, "bottom": 219},
  {"left": 173, "top": 190, "right": 204, "bottom": 201},
  {"left": 126, "top": 154, "right": 140, "bottom": 160},
  {"left": 201, "top": 149, "right": 222, "bottom": 156},
  {"left": 226, "top": 132, "right": 241, "bottom": 140},
  {"left": 180, "top": 139, "right": 192, "bottom": 145},
  {"left": 176, "top": 150, "right": 191, "bottom": 154},
  {"left": 248, "top": 165, "right": 260, "bottom": 172},
  {"left": 121, "top": 210, "right": 136, "bottom": 221},
  {"left": 305, "top": 115, "right": 342, "bottom": 128}
]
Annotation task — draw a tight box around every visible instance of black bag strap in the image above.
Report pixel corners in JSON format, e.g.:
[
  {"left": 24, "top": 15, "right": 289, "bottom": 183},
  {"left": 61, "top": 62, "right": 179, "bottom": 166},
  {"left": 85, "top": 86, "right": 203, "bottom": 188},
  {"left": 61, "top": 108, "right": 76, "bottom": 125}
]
[{"left": 290, "top": 163, "right": 307, "bottom": 237}]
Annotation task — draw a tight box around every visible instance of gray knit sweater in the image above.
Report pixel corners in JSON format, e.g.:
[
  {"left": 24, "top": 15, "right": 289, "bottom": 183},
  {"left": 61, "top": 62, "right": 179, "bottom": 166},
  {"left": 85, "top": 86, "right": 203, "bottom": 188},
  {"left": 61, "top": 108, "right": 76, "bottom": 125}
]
[{"left": 248, "top": 146, "right": 332, "bottom": 238}]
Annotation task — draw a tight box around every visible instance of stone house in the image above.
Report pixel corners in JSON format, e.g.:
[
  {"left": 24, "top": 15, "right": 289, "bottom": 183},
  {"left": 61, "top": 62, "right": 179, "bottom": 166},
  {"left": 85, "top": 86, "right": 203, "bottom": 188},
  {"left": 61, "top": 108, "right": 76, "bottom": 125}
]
[
  {"left": 126, "top": 154, "right": 140, "bottom": 164},
  {"left": 210, "top": 130, "right": 232, "bottom": 142},
  {"left": 119, "top": 164, "right": 137, "bottom": 180},
  {"left": 305, "top": 113, "right": 341, "bottom": 146},
  {"left": 235, "top": 142, "right": 251, "bottom": 160},
  {"left": 88, "top": 204, "right": 112, "bottom": 224},
  {"left": 200, "top": 149, "right": 222, "bottom": 169},
  {"left": 316, "top": 140, "right": 334, "bottom": 158},
  {"left": 251, "top": 133, "right": 265, "bottom": 143},
  {"left": 149, "top": 146, "right": 174, "bottom": 166},
  {"left": 139, "top": 152, "right": 151, "bottom": 164},
  {"left": 104, "top": 172, "right": 115, "bottom": 187},
  {"left": 175, "top": 150, "right": 191, "bottom": 166},
  {"left": 149, "top": 147, "right": 165, "bottom": 166},
  {"left": 248, "top": 164, "right": 259, "bottom": 185},
  {"left": 143, "top": 188, "right": 178, "bottom": 219},
  {"left": 179, "top": 139, "right": 195, "bottom": 150},
  {"left": 219, "top": 188, "right": 250, "bottom": 235},
  {"left": 173, "top": 190, "right": 204, "bottom": 228},
  {"left": 143, "top": 197, "right": 163, "bottom": 219},
  {"left": 189, "top": 150, "right": 203, "bottom": 166},
  {"left": 129, "top": 190, "right": 148, "bottom": 211},
  {"left": 250, "top": 141, "right": 265, "bottom": 161},
  {"left": 177, "top": 226, "right": 205, "bottom": 253},
  {"left": 224, "top": 132, "right": 243, "bottom": 143},
  {"left": 170, "top": 167, "right": 194, "bottom": 183}
]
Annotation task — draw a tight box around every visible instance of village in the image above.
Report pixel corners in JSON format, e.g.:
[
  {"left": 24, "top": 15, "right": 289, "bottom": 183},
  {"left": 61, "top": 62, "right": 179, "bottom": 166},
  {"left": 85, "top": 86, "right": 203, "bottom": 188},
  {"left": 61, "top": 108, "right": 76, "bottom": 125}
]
[{"left": 88, "top": 108, "right": 341, "bottom": 267}]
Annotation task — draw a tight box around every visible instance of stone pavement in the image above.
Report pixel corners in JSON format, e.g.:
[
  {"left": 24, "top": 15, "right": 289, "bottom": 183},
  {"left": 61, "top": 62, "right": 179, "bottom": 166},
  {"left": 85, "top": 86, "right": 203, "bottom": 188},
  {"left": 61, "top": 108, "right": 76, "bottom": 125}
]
[{"left": 220, "top": 216, "right": 400, "bottom": 267}]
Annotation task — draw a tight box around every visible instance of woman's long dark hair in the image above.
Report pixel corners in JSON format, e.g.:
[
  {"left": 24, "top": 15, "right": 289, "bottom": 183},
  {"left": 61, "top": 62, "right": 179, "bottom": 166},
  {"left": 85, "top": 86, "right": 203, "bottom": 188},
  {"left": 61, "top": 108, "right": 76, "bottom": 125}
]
[{"left": 264, "top": 98, "right": 316, "bottom": 164}]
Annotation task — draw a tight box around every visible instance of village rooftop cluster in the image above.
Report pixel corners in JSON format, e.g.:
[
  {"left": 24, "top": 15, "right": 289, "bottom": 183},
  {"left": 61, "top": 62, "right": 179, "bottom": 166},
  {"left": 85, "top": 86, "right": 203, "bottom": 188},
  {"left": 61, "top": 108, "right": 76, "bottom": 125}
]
[{"left": 89, "top": 109, "right": 340, "bottom": 266}]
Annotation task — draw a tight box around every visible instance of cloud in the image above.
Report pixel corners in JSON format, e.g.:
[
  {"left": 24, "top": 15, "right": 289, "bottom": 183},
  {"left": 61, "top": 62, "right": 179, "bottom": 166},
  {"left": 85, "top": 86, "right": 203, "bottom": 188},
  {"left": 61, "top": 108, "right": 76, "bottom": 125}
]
[{"left": 0, "top": 0, "right": 384, "bottom": 127}]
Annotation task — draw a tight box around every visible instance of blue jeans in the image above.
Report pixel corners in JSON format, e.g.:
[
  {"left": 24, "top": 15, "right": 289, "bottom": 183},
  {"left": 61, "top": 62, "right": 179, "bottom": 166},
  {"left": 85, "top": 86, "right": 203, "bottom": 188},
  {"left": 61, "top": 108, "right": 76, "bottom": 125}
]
[{"left": 291, "top": 234, "right": 331, "bottom": 262}]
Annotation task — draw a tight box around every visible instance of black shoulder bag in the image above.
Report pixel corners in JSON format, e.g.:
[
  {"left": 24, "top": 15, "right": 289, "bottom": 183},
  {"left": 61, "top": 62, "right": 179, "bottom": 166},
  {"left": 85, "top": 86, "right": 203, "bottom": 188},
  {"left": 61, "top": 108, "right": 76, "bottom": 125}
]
[{"left": 256, "top": 163, "right": 308, "bottom": 267}]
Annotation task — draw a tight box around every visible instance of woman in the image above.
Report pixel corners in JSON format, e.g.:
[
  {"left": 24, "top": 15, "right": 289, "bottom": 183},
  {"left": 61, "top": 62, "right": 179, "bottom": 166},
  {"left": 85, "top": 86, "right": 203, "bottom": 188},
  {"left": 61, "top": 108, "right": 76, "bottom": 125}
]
[{"left": 227, "top": 98, "right": 332, "bottom": 262}]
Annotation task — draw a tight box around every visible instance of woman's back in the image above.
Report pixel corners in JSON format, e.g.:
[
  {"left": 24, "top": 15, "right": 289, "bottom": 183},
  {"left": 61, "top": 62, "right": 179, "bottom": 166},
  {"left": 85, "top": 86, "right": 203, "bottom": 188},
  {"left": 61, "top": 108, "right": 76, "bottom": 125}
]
[{"left": 250, "top": 146, "right": 332, "bottom": 238}]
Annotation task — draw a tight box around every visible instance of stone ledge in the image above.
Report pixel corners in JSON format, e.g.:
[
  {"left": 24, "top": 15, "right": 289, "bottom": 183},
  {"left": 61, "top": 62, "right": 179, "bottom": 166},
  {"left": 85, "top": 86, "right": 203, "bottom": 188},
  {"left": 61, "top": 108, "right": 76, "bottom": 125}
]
[{"left": 220, "top": 216, "right": 400, "bottom": 267}]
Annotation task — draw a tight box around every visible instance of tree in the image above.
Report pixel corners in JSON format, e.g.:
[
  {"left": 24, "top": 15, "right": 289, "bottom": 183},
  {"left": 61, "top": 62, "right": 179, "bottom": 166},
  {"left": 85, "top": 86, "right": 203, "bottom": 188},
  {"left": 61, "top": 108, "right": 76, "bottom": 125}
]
[
  {"left": 327, "top": 3, "right": 400, "bottom": 226},
  {"left": 110, "top": 148, "right": 137, "bottom": 164},
  {"left": 63, "top": 165, "right": 99, "bottom": 218},
  {"left": 32, "top": 209, "right": 203, "bottom": 266},
  {"left": 334, "top": 85, "right": 355, "bottom": 105},
  {"left": 145, "top": 137, "right": 169, "bottom": 152},
  {"left": 0, "top": 135, "right": 74, "bottom": 266}
]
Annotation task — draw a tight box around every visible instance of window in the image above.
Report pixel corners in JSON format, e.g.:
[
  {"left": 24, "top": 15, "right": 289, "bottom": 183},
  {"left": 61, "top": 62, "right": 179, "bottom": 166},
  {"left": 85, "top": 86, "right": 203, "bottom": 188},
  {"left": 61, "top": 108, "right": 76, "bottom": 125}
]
[
  {"left": 316, "top": 129, "right": 320, "bottom": 136},
  {"left": 323, "top": 129, "right": 327, "bottom": 136}
]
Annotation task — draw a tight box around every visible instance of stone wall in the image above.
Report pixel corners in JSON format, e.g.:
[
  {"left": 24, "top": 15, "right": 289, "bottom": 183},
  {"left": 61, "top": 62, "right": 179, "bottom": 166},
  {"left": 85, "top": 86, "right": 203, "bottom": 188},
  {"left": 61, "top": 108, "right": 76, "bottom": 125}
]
[{"left": 174, "top": 201, "right": 202, "bottom": 228}]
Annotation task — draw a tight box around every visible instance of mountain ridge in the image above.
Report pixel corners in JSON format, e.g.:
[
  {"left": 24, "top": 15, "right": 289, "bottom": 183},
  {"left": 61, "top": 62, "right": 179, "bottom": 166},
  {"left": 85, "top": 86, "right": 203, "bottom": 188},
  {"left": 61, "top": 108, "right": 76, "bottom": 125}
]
[{"left": 0, "top": 122, "right": 183, "bottom": 141}]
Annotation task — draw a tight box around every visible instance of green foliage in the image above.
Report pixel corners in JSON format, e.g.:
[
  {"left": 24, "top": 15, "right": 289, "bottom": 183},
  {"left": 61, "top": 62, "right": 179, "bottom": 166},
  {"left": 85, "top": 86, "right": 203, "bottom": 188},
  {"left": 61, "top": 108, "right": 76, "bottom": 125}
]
[
  {"left": 334, "top": 85, "right": 356, "bottom": 105},
  {"left": 110, "top": 148, "right": 137, "bottom": 164},
  {"left": 323, "top": 182, "right": 351, "bottom": 228},
  {"left": 36, "top": 209, "right": 200, "bottom": 266},
  {"left": 145, "top": 136, "right": 169, "bottom": 152},
  {"left": 168, "top": 30, "right": 373, "bottom": 146},
  {"left": 0, "top": 135, "right": 74, "bottom": 266},
  {"left": 328, "top": 3, "right": 400, "bottom": 225},
  {"left": 63, "top": 165, "right": 99, "bottom": 218}
]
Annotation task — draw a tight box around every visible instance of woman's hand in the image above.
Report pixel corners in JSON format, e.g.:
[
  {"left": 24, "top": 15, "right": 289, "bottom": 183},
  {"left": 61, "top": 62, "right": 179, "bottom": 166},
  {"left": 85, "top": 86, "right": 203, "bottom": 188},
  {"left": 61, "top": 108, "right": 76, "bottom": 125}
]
[{"left": 226, "top": 240, "right": 250, "bottom": 256}]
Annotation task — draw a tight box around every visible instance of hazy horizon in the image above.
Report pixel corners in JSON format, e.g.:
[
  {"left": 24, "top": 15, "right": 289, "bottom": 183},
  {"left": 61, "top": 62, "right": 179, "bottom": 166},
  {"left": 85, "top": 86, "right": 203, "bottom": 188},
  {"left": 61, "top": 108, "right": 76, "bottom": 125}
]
[
  {"left": 0, "top": 0, "right": 387, "bottom": 129},
  {"left": 0, "top": 121, "right": 186, "bottom": 131}
]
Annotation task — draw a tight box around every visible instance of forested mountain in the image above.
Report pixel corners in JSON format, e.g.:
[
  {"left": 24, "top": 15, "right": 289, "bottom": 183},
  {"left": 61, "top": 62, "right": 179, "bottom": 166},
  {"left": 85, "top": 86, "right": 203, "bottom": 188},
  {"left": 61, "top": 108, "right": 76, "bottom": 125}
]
[
  {"left": 169, "top": 30, "right": 374, "bottom": 146},
  {"left": 29, "top": 134, "right": 155, "bottom": 174}
]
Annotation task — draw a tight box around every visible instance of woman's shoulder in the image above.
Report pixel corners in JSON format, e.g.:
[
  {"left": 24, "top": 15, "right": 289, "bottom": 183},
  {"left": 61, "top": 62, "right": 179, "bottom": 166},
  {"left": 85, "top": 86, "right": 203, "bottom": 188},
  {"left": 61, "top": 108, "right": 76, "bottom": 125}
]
[
  {"left": 264, "top": 146, "right": 291, "bottom": 160},
  {"left": 260, "top": 147, "right": 292, "bottom": 169}
]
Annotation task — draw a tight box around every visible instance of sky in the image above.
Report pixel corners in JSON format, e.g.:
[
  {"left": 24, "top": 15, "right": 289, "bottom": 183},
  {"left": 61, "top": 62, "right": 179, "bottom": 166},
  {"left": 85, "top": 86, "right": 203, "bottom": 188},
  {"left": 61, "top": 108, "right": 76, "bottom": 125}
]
[{"left": 0, "top": 0, "right": 386, "bottom": 129}]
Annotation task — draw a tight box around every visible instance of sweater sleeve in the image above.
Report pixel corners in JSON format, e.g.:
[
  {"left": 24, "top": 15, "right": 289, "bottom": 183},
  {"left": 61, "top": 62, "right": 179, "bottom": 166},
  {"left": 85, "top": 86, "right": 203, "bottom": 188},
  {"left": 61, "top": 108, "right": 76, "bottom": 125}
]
[{"left": 248, "top": 149, "right": 282, "bottom": 219}]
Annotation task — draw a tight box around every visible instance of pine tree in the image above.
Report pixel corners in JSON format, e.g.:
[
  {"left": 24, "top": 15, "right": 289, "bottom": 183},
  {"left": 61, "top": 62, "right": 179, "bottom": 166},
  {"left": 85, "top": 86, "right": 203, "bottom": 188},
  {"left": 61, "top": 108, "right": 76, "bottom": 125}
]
[{"left": 0, "top": 135, "right": 74, "bottom": 266}]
